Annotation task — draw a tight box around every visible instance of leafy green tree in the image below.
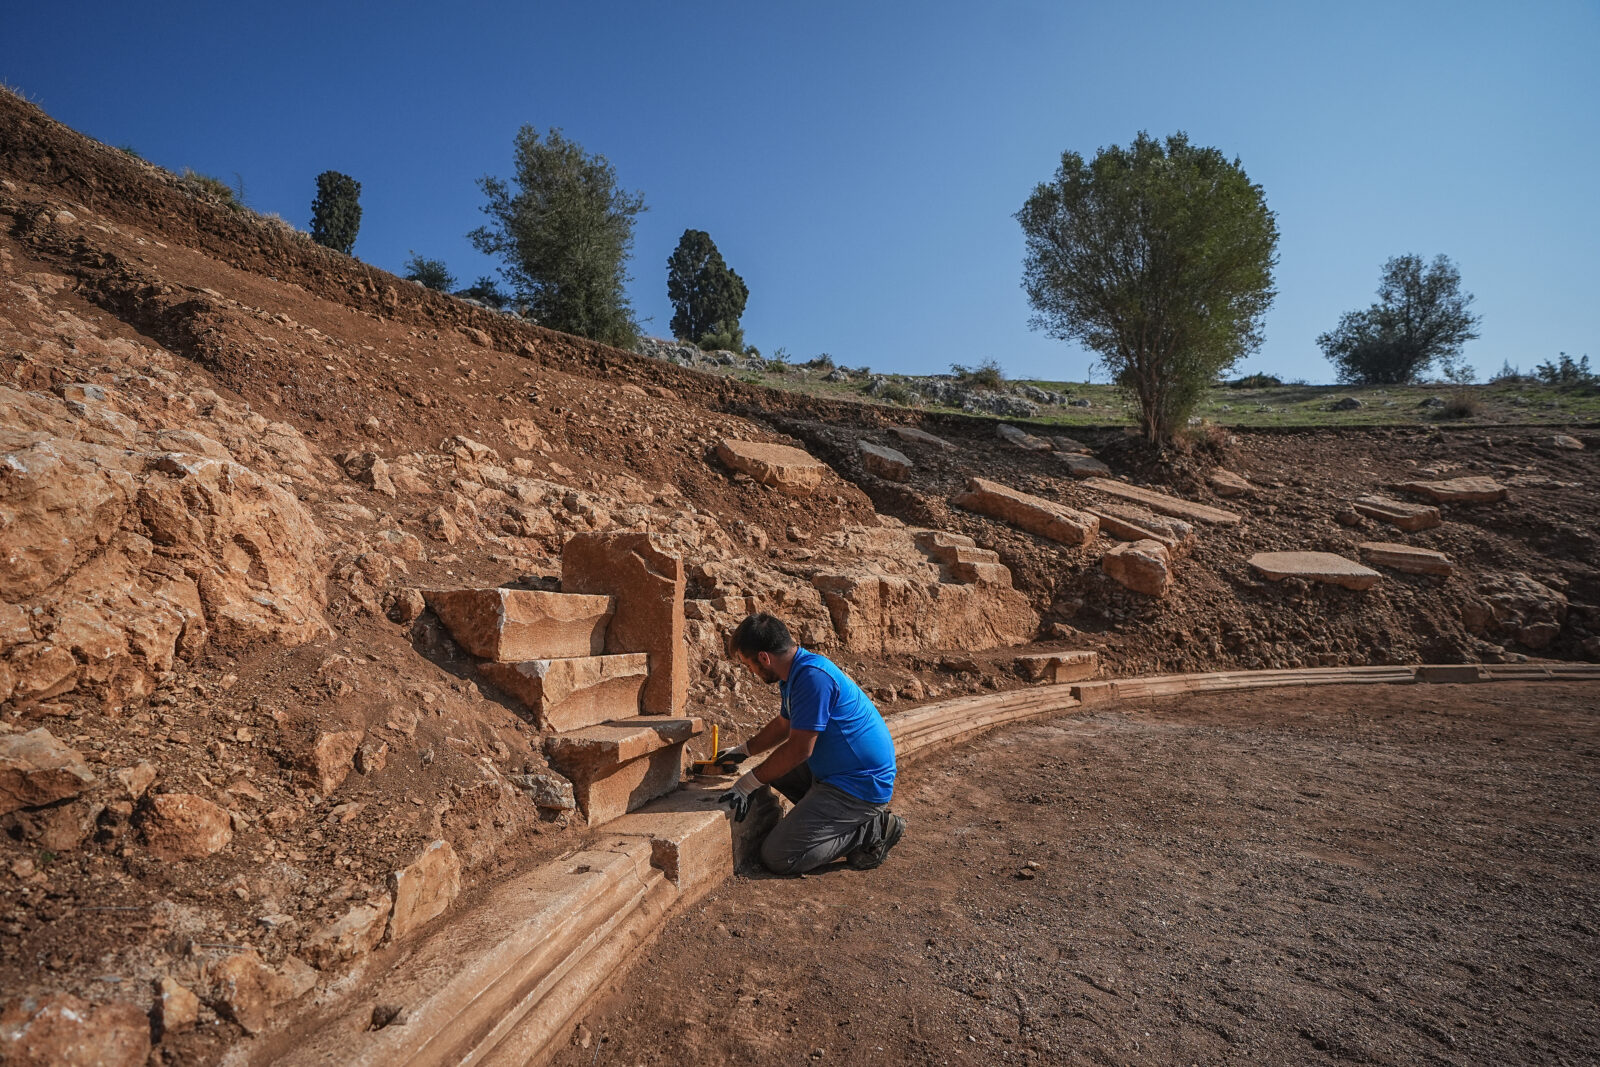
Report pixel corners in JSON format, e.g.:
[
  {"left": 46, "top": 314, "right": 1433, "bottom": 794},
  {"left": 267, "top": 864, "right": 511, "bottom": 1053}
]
[
  {"left": 309, "top": 170, "right": 362, "bottom": 254},
  {"left": 403, "top": 253, "right": 455, "bottom": 292},
  {"left": 1017, "top": 131, "right": 1279, "bottom": 442},
  {"left": 1319, "top": 254, "right": 1480, "bottom": 384},
  {"left": 470, "top": 126, "right": 646, "bottom": 347},
  {"left": 666, "top": 229, "right": 749, "bottom": 347}
]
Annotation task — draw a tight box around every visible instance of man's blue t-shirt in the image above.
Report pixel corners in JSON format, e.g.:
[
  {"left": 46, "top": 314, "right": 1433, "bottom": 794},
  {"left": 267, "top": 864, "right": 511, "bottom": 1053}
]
[{"left": 780, "top": 648, "right": 896, "bottom": 804}]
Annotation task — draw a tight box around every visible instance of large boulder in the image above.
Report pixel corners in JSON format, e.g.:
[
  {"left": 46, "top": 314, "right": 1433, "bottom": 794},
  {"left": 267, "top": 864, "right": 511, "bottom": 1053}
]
[
  {"left": 0, "top": 993, "right": 150, "bottom": 1067},
  {"left": 1461, "top": 573, "right": 1567, "bottom": 649},
  {"left": 714, "top": 439, "right": 828, "bottom": 497},
  {"left": 0, "top": 728, "right": 95, "bottom": 815},
  {"left": 139, "top": 792, "right": 233, "bottom": 861},
  {"left": 1102, "top": 540, "right": 1174, "bottom": 597},
  {"left": 858, "top": 441, "right": 913, "bottom": 482}
]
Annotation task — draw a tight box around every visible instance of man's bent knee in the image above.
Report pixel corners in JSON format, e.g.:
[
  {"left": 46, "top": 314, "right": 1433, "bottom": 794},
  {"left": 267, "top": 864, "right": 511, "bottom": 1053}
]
[{"left": 759, "top": 831, "right": 805, "bottom": 876}]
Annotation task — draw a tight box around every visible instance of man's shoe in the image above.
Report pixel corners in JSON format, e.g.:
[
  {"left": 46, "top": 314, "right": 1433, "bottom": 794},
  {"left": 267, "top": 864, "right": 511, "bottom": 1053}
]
[{"left": 847, "top": 813, "right": 905, "bottom": 871}]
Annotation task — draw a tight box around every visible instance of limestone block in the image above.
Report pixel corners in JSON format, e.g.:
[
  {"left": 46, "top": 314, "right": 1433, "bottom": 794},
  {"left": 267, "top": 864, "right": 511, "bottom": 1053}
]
[
  {"left": 1049, "top": 435, "right": 1093, "bottom": 454},
  {"left": 304, "top": 729, "right": 363, "bottom": 794},
  {"left": 574, "top": 745, "right": 687, "bottom": 826},
  {"left": 858, "top": 440, "right": 913, "bottom": 481},
  {"left": 714, "top": 439, "right": 827, "bottom": 497},
  {"left": 1015, "top": 650, "right": 1100, "bottom": 683},
  {"left": 303, "top": 896, "right": 394, "bottom": 969},
  {"left": 1057, "top": 452, "right": 1111, "bottom": 478},
  {"left": 1352, "top": 495, "right": 1442, "bottom": 531},
  {"left": 810, "top": 571, "right": 1036, "bottom": 654},
  {"left": 0, "top": 993, "right": 150, "bottom": 1067},
  {"left": 1087, "top": 507, "right": 1195, "bottom": 552},
  {"left": 889, "top": 425, "right": 956, "bottom": 451},
  {"left": 1359, "top": 541, "right": 1454, "bottom": 577},
  {"left": 1082, "top": 477, "right": 1241, "bottom": 525},
  {"left": 387, "top": 839, "right": 462, "bottom": 940},
  {"left": 1397, "top": 476, "right": 1508, "bottom": 504},
  {"left": 479, "top": 653, "right": 648, "bottom": 732},
  {"left": 952, "top": 477, "right": 1098, "bottom": 546},
  {"left": 1249, "top": 551, "right": 1380, "bottom": 590},
  {"left": 950, "top": 560, "right": 1012, "bottom": 586},
  {"left": 561, "top": 532, "right": 686, "bottom": 715},
  {"left": 139, "top": 793, "right": 232, "bottom": 861},
  {"left": 423, "top": 588, "right": 613, "bottom": 661},
  {"left": 543, "top": 717, "right": 704, "bottom": 778},
  {"left": 606, "top": 780, "right": 785, "bottom": 904},
  {"left": 1208, "top": 469, "right": 1252, "bottom": 497},
  {"left": 1102, "top": 539, "right": 1174, "bottom": 597},
  {"left": 203, "top": 949, "right": 308, "bottom": 1035},
  {"left": 157, "top": 978, "right": 200, "bottom": 1036},
  {"left": 996, "top": 424, "right": 1052, "bottom": 451},
  {"left": 0, "top": 728, "right": 95, "bottom": 816}
]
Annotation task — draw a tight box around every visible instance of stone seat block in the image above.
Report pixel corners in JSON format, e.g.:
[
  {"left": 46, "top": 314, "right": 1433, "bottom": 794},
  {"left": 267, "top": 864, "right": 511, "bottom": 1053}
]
[
  {"left": 1352, "top": 495, "right": 1442, "bottom": 531},
  {"left": 478, "top": 653, "right": 648, "bottom": 732},
  {"left": 1396, "top": 477, "right": 1508, "bottom": 504},
  {"left": 950, "top": 560, "right": 1012, "bottom": 586},
  {"left": 605, "top": 780, "right": 785, "bottom": 905},
  {"left": 953, "top": 477, "right": 1099, "bottom": 546},
  {"left": 1082, "top": 477, "right": 1241, "bottom": 525},
  {"left": 913, "top": 529, "right": 976, "bottom": 553},
  {"left": 1015, "top": 650, "right": 1099, "bottom": 684},
  {"left": 1359, "top": 542, "right": 1454, "bottom": 577},
  {"left": 543, "top": 717, "right": 705, "bottom": 778},
  {"left": 422, "top": 588, "right": 614, "bottom": 661},
  {"left": 929, "top": 543, "right": 1001, "bottom": 567},
  {"left": 1249, "top": 551, "right": 1380, "bottom": 590}
]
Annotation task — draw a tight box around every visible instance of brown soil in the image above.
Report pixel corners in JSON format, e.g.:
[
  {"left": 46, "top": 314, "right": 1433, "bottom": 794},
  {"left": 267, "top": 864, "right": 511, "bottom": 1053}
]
[{"left": 554, "top": 682, "right": 1600, "bottom": 1066}]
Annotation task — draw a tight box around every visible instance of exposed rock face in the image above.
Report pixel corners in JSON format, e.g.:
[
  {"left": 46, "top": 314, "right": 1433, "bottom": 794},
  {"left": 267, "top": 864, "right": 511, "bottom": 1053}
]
[
  {"left": 562, "top": 533, "right": 687, "bottom": 716},
  {"left": 339, "top": 451, "right": 395, "bottom": 497},
  {"left": 303, "top": 730, "right": 364, "bottom": 794},
  {"left": 811, "top": 571, "right": 1038, "bottom": 653},
  {"left": 1102, "top": 540, "right": 1174, "bottom": 597},
  {"left": 1461, "top": 573, "right": 1567, "bottom": 650},
  {"left": 302, "top": 896, "right": 393, "bottom": 969},
  {"left": 1249, "top": 551, "right": 1381, "bottom": 591},
  {"left": 0, "top": 728, "right": 95, "bottom": 815},
  {"left": 479, "top": 653, "right": 648, "bottom": 732},
  {"left": 156, "top": 977, "right": 200, "bottom": 1036},
  {"left": 858, "top": 441, "right": 913, "bottom": 481},
  {"left": 714, "top": 439, "right": 827, "bottom": 497},
  {"left": 204, "top": 949, "right": 312, "bottom": 1035},
  {"left": 953, "top": 477, "right": 1099, "bottom": 546},
  {"left": 1, "top": 381, "right": 328, "bottom": 710},
  {"left": 1398, "top": 477, "right": 1508, "bottom": 504},
  {"left": 387, "top": 839, "right": 462, "bottom": 940},
  {"left": 139, "top": 792, "right": 233, "bottom": 860},
  {"left": 0, "top": 992, "right": 150, "bottom": 1066}
]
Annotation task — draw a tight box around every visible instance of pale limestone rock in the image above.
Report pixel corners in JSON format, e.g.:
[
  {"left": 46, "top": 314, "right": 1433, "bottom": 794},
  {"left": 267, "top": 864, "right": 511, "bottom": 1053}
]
[
  {"left": 1359, "top": 542, "right": 1454, "bottom": 577},
  {"left": 1249, "top": 551, "right": 1380, "bottom": 591},
  {"left": 387, "top": 839, "right": 462, "bottom": 940},
  {"left": 0, "top": 993, "right": 149, "bottom": 1066},
  {"left": 1102, "top": 540, "right": 1173, "bottom": 597},
  {"left": 157, "top": 977, "right": 200, "bottom": 1035},
  {"left": 889, "top": 425, "right": 956, "bottom": 451},
  {"left": 1208, "top": 469, "right": 1252, "bottom": 497},
  {"left": 304, "top": 730, "right": 363, "bottom": 794},
  {"left": 1397, "top": 476, "right": 1508, "bottom": 504},
  {"left": 1352, "top": 495, "right": 1441, "bottom": 532},
  {"left": 303, "top": 896, "right": 393, "bottom": 969},
  {"left": 952, "top": 477, "right": 1098, "bottom": 545},
  {"left": 996, "top": 423, "right": 1052, "bottom": 451},
  {"left": 0, "top": 729, "right": 96, "bottom": 815},
  {"left": 858, "top": 440, "right": 913, "bottom": 481},
  {"left": 140, "top": 792, "right": 232, "bottom": 860},
  {"left": 714, "top": 439, "right": 827, "bottom": 497}
]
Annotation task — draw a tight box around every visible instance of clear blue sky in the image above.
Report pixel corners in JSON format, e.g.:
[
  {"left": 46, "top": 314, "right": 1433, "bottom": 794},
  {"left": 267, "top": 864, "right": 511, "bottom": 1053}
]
[{"left": 3, "top": 1, "right": 1595, "bottom": 383}]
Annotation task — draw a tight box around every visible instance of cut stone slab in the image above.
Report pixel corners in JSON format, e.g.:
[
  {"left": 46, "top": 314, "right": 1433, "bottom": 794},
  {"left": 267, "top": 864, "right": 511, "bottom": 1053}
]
[
  {"left": 543, "top": 717, "right": 705, "bottom": 778},
  {"left": 889, "top": 425, "right": 956, "bottom": 452},
  {"left": 1102, "top": 539, "right": 1174, "bottom": 597},
  {"left": 952, "top": 477, "right": 1099, "bottom": 546},
  {"left": 913, "top": 529, "right": 975, "bottom": 553},
  {"left": 1416, "top": 664, "right": 1488, "bottom": 683},
  {"left": 562, "top": 532, "right": 686, "bottom": 716},
  {"left": 715, "top": 439, "right": 827, "bottom": 497},
  {"left": 1049, "top": 435, "right": 1093, "bottom": 454},
  {"left": 1015, "top": 650, "right": 1099, "bottom": 684},
  {"left": 1208, "top": 469, "right": 1252, "bottom": 497},
  {"left": 387, "top": 839, "right": 462, "bottom": 941},
  {"left": 950, "top": 560, "right": 1013, "bottom": 586},
  {"left": 1397, "top": 476, "right": 1508, "bottom": 504},
  {"left": 1352, "top": 495, "right": 1442, "bottom": 532},
  {"left": 1359, "top": 542, "right": 1454, "bottom": 577},
  {"left": 928, "top": 543, "right": 1001, "bottom": 567},
  {"left": 423, "top": 588, "right": 613, "bottom": 661},
  {"left": 578, "top": 746, "right": 686, "bottom": 826},
  {"left": 1082, "top": 477, "right": 1241, "bottom": 525},
  {"left": 1249, "top": 551, "right": 1381, "bottom": 590},
  {"left": 605, "top": 780, "right": 784, "bottom": 905},
  {"left": 858, "top": 440, "right": 913, "bottom": 482},
  {"left": 1086, "top": 507, "right": 1195, "bottom": 552},
  {"left": 1551, "top": 434, "right": 1583, "bottom": 451},
  {"left": 479, "top": 653, "right": 649, "bottom": 732},
  {"left": 996, "top": 423, "right": 1053, "bottom": 452},
  {"left": 1056, "top": 452, "right": 1111, "bottom": 478}
]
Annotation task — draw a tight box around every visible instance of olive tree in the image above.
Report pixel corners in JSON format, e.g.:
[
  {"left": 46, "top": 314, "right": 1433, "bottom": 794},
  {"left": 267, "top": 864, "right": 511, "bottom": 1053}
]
[
  {"left": 470, "top": 126, "right": 645, "bottom": 347},
  {"left": 1318, "top": 254, "right": 1480, "bottom": 384},
  {"left": 1017, "top": 132, "right": 1279, "bottom": 442}
]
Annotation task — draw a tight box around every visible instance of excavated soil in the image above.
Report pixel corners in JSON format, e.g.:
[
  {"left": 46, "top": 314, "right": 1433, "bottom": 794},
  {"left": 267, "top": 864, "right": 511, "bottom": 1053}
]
[{"left": 555, "top": 682, "right": 1600, "bottom": 1066}]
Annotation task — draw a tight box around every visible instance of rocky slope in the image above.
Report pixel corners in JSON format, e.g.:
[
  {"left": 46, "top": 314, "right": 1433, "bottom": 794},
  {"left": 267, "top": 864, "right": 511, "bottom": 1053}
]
[{"left": 0, "top": 89, "right": 1595, "bottom": 1064}]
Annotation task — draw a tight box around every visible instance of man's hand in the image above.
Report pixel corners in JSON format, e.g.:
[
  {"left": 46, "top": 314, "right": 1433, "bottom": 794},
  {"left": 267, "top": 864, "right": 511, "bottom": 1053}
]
[
  {"left": 716, "top": 772, "right": 761, "bottom": 822},
  {"left": 714, "top": 742, "right": 750, "bottom": 774}
]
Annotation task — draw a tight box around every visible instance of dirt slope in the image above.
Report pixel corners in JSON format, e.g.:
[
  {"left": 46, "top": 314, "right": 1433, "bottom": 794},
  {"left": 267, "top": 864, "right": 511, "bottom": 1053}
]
[{"left": 0, "top": 89, "right": 1596, "bottom": 1064}]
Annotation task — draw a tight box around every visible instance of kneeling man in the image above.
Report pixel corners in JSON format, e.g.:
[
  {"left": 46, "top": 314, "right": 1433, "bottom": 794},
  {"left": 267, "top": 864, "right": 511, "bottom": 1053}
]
[{"left": 716, "top": 613, "right": 905, "bottom": 875}]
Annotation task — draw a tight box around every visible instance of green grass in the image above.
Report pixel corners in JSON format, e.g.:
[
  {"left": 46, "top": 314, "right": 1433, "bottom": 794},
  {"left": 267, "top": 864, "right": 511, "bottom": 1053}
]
[{"left": 702, "top": 362, "right": 1600, "bottom": 428}]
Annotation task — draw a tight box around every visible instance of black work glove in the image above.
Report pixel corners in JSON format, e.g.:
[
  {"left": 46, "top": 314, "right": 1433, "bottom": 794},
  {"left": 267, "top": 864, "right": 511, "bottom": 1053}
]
[
  {"left": 716, "top": 772, "right": 761, "bottom": 822},
  {"left": 714, "top": 743, "right": 750, "bottom": 774}
]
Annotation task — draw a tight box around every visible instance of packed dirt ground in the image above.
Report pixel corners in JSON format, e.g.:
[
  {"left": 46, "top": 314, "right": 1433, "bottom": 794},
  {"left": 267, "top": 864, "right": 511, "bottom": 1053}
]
[
  {"left": 1, "top": 88, "right": 1597, "bottom": 1064},
  {"left": 554, "top": 682, "right": 1600, "bottom": 1067}
]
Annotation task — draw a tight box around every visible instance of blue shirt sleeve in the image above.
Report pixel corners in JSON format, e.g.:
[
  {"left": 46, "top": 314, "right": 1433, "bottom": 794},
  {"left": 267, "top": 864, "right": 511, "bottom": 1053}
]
[{"left": 784, "top": 664, "right": 836, "bottom": 732}]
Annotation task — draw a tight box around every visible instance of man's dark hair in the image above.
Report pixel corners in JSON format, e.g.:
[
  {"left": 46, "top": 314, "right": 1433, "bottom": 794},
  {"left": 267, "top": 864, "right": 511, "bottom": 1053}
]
[{"left": 729, "top": 613, "right": 795, "bottom": 657}]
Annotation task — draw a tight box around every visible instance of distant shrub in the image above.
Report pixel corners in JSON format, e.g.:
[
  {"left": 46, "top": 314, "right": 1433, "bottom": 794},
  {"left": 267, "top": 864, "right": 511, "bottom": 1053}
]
[
  {"left": 118, "top": 144, "right": 141, "bottom": 159},
  {"left": 951, "top": 358, "right": 1004, "bottom": 390},
  {"left": 1228, "top": 372, "right": 1282, "bottom": 389},
  {"left": 1440, "top": 392, "right": 1483, "bottom": 419},
  {"left": 180, "top": 168, "right": 241, "bottom": 211},
  {"left": 806, "top": 353, "right": 835, "bottom": 370},
  {"left": 404, "top": 253, "right": 455, "bottom": 292},
  {"left": 456, "top": 276, "right": 508, "bottom": 308},
  {"left": 876, "top": 380, "right": 920, "bottom": 406},
  {"left": 1533, "top": 352, "right": 1596, "bottom": 389},
  {"left": 697, "top": 320, "right": 746, "bottom": 353}
]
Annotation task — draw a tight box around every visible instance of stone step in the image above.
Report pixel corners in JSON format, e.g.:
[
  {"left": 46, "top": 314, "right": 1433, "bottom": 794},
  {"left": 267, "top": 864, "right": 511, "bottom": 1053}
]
[
  {"left": 1249, "top": 551, "right": 1381, "bottom": 590},
  {"left": 953, "top": 477, "right": 1098, "bottom": 545},
  {"left": 1015, "top": 650, "right": 1099, "bottom": 684},
  {"left": 1359, "top": 541, "right": 1454, "bottom": 577},
  {"left": 422, "top": 588, "right": 613, "bottom": 662},
  {"left": 543, "top": 717, "right": 705, "bottom": 826},
  {"left": 1081, "top": 477, "right": 1242, "bottom": 525},
  {"left": 1396, "top": 476, "right": 1508, "bottom": 504},
  {"left": 1087, "top": 507, "right": 1195, "bottom": 552},
  {"left": 1056, "top": 452, "right": 1111, "bottom": 478},
  {"left": 603, "top": 780, "right": 785, "bottom": 907},
  {"left": 889, "top": 425, "right": 957, "bottom": 452},
  {"left": 715, "top": 439, "right": 827, "bottom": 497},
  {"left": 478, "top": 653, "right": 649, "bottom": 733},
  {"left": 1353, "top": 495, "right": 1441, "bottom": 531}
]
